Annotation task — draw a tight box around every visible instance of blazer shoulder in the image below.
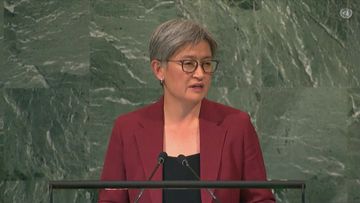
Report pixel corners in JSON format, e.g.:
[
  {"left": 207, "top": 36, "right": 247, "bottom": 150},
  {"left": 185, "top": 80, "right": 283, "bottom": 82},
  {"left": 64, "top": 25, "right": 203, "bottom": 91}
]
[
  {"left": 202, "top": 99, "right": 250, "bottom": 122},
  {"left": 113, "top": 99, "right": 162, "bottom": 127}
]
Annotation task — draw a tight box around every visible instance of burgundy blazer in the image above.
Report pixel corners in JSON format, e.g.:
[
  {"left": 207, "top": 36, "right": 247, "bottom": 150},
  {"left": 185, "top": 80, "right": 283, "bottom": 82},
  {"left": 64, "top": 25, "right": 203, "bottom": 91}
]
[{"left": 99, "top": 97, "right": 275, "bottom": 203}]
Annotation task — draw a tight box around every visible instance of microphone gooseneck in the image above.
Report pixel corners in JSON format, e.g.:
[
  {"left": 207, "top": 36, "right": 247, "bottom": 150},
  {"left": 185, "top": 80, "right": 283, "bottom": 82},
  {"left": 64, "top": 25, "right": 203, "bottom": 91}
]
[
  {"left": 177, "top": 154, "right": 221, "bottom": 203},
  {"left": 134, "top": 152, "right": 168, "bottom": 203}
]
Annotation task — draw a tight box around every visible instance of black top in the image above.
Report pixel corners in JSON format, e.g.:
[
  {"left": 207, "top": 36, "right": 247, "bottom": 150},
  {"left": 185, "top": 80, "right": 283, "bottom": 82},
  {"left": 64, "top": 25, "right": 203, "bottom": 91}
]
[{"left": 163, "top": 154, "right": 201, "bottom": 203}]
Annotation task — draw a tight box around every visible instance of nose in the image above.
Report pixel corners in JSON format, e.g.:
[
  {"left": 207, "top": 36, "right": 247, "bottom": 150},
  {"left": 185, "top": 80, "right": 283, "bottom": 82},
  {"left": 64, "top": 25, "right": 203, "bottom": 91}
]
[{"left": 192, "top": 64, "right": 205, "bottom": 80}]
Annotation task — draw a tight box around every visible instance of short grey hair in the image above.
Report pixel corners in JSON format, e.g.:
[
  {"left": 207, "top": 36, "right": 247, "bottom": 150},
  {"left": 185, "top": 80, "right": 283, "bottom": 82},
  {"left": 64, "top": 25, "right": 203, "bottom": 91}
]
[{"left": 149, "top": 19, "right": 218, "bottom": 61}]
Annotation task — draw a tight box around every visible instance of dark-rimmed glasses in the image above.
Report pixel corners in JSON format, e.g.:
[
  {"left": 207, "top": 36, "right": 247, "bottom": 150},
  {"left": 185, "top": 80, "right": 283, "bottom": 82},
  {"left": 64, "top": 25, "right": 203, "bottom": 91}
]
[{"left": 166, "top": 59, "right": 219, "bottom": 73}]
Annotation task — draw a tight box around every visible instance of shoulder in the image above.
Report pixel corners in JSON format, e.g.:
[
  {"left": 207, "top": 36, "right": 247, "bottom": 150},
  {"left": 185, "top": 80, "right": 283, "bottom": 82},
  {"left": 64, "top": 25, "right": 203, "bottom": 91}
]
[
  {"left": 201, "top": 98, "right": 251, "bottom": 124},
  {"left": 113, "top": 99, "right": 162, "bottom": 127}
]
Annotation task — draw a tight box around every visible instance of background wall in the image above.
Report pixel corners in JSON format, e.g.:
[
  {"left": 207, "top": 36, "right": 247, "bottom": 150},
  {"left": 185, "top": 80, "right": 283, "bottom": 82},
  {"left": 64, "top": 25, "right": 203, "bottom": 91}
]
[{"left": 1, "top": 0, "right": 359, "bottom": 202}]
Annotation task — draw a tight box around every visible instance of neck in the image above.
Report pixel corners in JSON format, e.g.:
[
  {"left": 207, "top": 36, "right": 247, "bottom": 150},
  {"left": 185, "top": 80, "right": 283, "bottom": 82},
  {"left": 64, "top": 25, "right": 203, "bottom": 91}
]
[{"left": 163, "top": 96, "right": 202, "bottom": 125}]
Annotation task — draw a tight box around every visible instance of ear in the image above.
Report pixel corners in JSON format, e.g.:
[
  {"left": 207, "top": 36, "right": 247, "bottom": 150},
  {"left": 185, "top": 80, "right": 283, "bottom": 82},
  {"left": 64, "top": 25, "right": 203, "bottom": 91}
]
[{"left": 151, "top": 59, "right": 165, "bottom": 80}]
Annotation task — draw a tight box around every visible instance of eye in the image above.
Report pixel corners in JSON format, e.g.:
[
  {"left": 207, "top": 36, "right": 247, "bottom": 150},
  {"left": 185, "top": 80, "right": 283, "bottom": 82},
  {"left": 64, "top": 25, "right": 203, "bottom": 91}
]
[
  {"left": 183, "top": 60, "right": 195, "bottom": 66},
  {"left": 203, "top": 61, "right": 212, "bottom": 66}
]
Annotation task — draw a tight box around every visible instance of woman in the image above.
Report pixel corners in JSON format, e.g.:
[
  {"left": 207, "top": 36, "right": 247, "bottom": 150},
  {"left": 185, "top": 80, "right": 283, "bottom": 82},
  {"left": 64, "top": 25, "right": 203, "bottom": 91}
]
[{"left": 99, "top": 19, "right": 275, "bottom": 203}]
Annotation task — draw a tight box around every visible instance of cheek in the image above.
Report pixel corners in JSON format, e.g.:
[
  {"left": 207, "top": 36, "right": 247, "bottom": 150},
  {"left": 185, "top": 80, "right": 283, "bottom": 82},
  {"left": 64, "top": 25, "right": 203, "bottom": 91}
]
[
  {"left": 205, "top": 75, "right": 212, "bottom": 83},
  {"left": 168, "top": 72, "right": 189, "bottom": 87}
]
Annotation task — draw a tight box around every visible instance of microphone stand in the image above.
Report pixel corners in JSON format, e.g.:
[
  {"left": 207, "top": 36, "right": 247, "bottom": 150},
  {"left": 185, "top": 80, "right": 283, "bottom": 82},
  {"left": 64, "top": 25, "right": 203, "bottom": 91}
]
[
  {"left": 134, "top": 152, "right": 167, "bottom": 203},
  {"left": 178, "top": 154, "right": 221, "bottom": 203}
]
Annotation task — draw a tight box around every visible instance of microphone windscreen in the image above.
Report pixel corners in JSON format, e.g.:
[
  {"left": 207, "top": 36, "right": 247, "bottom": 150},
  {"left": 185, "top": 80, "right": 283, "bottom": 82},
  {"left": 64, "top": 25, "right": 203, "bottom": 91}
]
[
  {"left": 158, "top": 152, "right": 168, "bottom": 164},
  {"left": 177, "top": 154, "right": 187, "bottom": 166}
]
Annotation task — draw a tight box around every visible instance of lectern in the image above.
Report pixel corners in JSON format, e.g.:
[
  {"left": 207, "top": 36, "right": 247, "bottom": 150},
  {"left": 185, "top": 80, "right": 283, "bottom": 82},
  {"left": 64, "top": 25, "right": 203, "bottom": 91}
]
[{"left": 49, "top": 180, "right": 306, "bottom": 203}]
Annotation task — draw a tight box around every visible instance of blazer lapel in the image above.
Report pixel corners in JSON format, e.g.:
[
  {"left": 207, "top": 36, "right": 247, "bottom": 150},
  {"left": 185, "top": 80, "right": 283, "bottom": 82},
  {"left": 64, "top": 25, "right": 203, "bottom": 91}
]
[
  {"left": 199, "top": 99, "right": 227, "bottom": 203},
  {"left": 134, "top": 99, "right": 164, "bottom": 203}
]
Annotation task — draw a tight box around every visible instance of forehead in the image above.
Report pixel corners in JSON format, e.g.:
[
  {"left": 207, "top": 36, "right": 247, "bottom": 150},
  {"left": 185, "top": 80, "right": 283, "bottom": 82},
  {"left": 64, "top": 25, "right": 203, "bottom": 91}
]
[{"left": 171, "top": 40, "right": 212, "bottom": 59}]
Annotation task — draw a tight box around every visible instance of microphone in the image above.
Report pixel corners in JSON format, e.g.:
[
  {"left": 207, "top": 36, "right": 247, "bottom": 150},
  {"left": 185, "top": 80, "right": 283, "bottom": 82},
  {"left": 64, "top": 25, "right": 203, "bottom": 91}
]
[
  {"left": 177, "top": 154, "right": 221, "bottom": 203},
  {"left": 134, "top": 152, "right": 168, "bottom": 203}
]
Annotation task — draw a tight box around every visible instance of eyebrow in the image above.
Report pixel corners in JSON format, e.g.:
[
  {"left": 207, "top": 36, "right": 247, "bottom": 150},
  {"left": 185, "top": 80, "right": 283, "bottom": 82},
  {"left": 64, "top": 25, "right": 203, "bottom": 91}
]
[{"left": 179, "top": 55, "right": 213, "bottom": 60}]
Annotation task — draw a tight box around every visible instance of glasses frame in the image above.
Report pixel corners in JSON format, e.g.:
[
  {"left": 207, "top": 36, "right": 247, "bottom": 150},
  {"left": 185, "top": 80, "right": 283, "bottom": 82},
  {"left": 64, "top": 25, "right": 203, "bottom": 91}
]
[{"left": 165, "top": 59, "right": 219, "bottom": 73}]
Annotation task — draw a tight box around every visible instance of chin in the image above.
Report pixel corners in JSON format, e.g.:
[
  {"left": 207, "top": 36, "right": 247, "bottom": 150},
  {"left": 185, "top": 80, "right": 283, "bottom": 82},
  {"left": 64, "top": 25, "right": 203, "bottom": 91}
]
[{"left": 184, "top": 94, "right": 206, "bottom": 104}]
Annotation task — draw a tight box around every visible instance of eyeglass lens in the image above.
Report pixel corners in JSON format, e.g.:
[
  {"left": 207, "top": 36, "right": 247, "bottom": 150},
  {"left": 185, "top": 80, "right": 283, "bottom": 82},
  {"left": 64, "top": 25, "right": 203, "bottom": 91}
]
[{"left": 182, "top": 60, "right": 217, "bottom": 73}]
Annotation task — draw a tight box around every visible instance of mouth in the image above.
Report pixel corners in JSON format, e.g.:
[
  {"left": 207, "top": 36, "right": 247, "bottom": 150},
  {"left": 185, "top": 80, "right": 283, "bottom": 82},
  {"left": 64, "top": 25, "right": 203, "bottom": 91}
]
[{"left": 189, "top": 83, "right": 204, "bottom": 89}]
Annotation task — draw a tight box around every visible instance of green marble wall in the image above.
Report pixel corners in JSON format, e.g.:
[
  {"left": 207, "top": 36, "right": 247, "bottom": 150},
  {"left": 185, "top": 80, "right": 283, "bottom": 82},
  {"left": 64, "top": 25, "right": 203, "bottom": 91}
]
[{"left": 1, "top": 0, "right": 359, "bottom": 202}]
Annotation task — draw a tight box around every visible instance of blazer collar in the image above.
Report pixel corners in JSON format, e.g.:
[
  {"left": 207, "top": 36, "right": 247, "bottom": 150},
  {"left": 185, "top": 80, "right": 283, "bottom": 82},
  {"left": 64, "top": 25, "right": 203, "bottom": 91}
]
[{"left": 134, "top": 97, "right": 227, "bottom": 203}]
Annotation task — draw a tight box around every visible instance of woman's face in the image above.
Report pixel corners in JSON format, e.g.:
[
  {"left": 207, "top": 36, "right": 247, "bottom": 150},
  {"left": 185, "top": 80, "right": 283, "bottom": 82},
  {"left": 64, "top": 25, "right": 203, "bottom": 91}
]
[{"left": 160, "top": 40, "right": 213, "bottom": 105}]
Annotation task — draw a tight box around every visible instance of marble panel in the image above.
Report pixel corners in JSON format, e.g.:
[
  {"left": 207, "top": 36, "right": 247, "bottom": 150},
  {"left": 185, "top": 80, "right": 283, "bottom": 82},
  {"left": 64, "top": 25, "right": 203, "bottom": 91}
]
[
  {"left": 2, "top": 0, "right": 89, "bottom": 88},
  {"left": 257, "top": 0, "right": 359, "bottom": 88},
  {"left": 1, "top": 180, "right": 49, "bottom": 203},
  {"left": 90, "top": 0, "right": 180, "bottom": 89},
  {"left": 259, "top": 88, "right": 349, "bottom": 202},
  {"left": 0, "top": 89, "right": 4, "bottom": 181},
  {"left": 346, "top": 17, "right": 360, "bottom": 87},
  {"left": 2, "top": 88, "right": 90, "bottom": 182},
  {"left": 347, "top": 179, "right": 360, "bottom": 203},
  {"left": 347, "top": 88, "right": 360, "bottom": 180},
  {"left": 1, "top": 180, "right": 98, "bottom": 203},
  {"left": 0, "top": 0, "right": 4, "bottom": 87},
  {"left": 0, "top": 0, "right": 4, "bottom": 185}
]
